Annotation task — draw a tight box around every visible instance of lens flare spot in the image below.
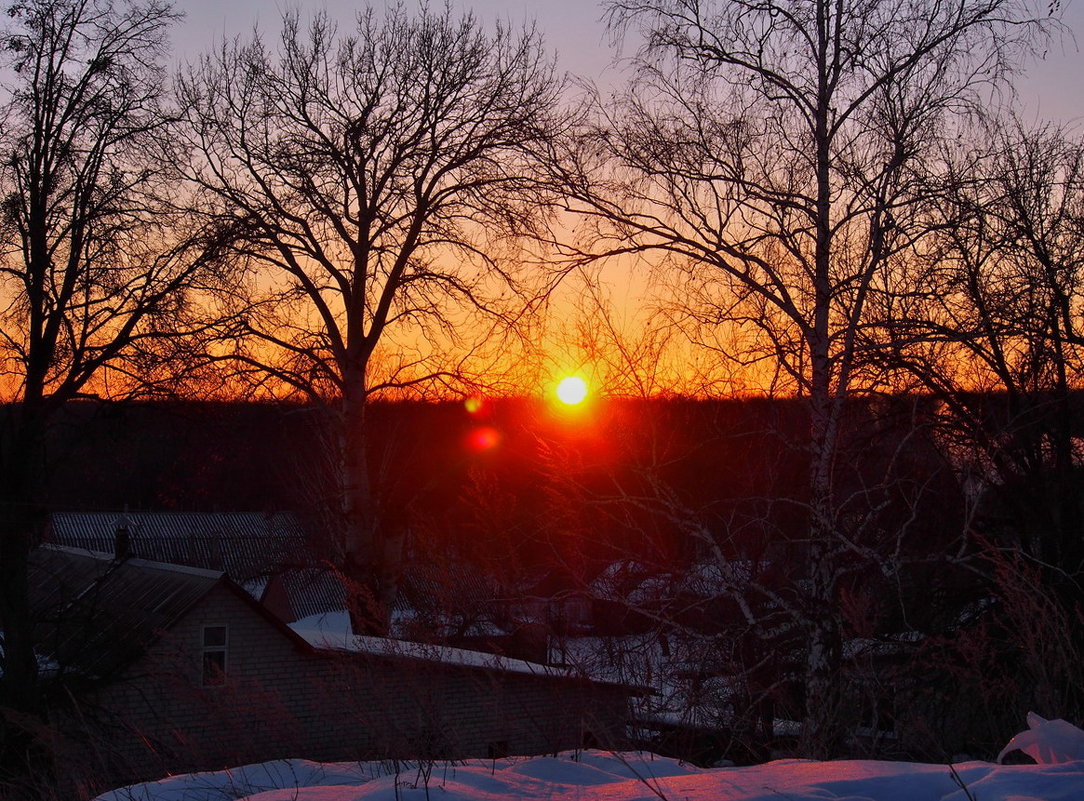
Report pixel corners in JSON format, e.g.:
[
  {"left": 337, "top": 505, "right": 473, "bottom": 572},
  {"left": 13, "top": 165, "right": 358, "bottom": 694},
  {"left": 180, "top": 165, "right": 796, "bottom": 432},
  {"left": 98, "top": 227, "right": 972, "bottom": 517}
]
[
  {"left": 464, "top": 396, "right": 484, "bottom": 414},
  {"left": 556, "top": 376, "right": 588, "bottom": 405},
  {"left": 466, "top": 426, "right": 500, "bottom": 451}
]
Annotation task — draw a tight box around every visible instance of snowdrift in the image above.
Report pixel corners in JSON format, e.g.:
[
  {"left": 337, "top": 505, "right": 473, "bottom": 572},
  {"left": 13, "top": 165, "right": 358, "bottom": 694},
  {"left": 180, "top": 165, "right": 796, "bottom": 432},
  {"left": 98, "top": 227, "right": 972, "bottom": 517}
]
[{"left": 93, "top": 747, "right": 1084, "bottom": 801}]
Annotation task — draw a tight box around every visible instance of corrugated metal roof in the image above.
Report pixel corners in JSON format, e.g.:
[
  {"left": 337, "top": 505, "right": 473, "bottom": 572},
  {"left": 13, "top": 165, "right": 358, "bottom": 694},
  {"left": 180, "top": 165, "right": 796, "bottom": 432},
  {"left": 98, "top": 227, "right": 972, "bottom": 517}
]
[
  {"left": 45, "top": 514, "right": 529, "bottom": 627},
  {"left": 396, "top": 561, "right": 505, "bottom": 613},
  {"left": 46, "top": 512, "right": 346, "bottom": 621},
  {"left": 47, "top": 511, "right": 309, "bottom": 581},
  {"left": 29, "top": 545, "right": 222, "bottom": 679},
  {"left": 279, "top": 568, "right": 348, "bottom": 620}
]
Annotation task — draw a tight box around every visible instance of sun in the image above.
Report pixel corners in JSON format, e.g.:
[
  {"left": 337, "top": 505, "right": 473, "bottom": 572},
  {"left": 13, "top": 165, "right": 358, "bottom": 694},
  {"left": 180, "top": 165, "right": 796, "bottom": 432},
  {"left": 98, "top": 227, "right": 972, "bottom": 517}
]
[{"left": 555, "top": 375, "right": 589, "bottom": 405}]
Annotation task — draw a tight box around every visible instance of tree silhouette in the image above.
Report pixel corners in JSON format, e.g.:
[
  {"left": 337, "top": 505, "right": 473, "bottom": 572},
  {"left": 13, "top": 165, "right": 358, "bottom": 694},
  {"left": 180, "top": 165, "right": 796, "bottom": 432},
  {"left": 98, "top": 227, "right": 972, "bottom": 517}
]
[
  {"left": 0, "top": 0, "right": 226, "bottom": 720},
  {"left": 555, "top": 0, "right": 1058, "bottom": 756},
  {"left": 887, "top": 120, "right": 1084, "bottom": 732},
  {"left": 900, "top": 120, "right": 1084, "bottom": 576},
  {"left": 179, "top": 7, "right": 564, "bottom": 634}
]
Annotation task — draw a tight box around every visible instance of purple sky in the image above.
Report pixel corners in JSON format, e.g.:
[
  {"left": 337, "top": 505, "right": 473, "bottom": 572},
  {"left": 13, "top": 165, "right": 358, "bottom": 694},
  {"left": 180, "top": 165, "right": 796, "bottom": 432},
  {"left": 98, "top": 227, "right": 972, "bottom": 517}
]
[
  {"left": 172, "top": 0, "right": 1082, "bottom": 125},
  {"left": 172, "top": 1, "right": 617, "bottom": 81}
]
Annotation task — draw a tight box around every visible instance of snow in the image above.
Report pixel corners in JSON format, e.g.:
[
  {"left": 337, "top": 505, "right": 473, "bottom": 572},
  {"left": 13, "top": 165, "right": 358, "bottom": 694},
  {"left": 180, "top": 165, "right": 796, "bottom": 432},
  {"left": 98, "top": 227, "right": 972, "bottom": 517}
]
[
  {"left": 92, "top": 749, "right": 1084, "bottom": 801},
  {"left": 289, "top": 611, "right": 574, "bottom": 678},
  {"left": 998, "top": 713, "right": 1084, "bottom": 764}
]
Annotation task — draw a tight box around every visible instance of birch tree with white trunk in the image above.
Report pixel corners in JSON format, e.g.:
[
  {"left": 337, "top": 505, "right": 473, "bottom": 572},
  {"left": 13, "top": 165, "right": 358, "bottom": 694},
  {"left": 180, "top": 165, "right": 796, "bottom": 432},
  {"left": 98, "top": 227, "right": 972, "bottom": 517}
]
[{"left": 557, "top": 0, "right": 1058, "bottom": 756}]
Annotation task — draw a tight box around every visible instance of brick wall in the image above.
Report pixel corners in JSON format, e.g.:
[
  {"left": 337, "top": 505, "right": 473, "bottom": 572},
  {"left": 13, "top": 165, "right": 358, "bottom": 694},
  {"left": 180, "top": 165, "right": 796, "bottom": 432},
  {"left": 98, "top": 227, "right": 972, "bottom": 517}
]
[{"left": 61, "top": 584, "right": 632, "bottom": 790}]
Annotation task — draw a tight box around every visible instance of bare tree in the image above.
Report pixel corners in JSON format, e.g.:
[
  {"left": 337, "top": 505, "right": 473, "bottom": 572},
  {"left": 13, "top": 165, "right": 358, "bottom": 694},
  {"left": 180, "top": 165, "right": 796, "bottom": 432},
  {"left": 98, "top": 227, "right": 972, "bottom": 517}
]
[
  {"left": 178, "top": 6, "right": 564, "bottom": 634},
  {"left": 898, "top": 120, "right": 1084, "bottom": 571},
  {"left": 884, "top": 120, "right": 1084, "bottom": 736},
  {"left": 0, "top": 0, "right": 223, "bottom": 719},
  {"left": 551, "top": 275, "right": 697, "bottom": 398},
  {"left": 555, "top": 0, "right": 1056, "bottom": 755}
]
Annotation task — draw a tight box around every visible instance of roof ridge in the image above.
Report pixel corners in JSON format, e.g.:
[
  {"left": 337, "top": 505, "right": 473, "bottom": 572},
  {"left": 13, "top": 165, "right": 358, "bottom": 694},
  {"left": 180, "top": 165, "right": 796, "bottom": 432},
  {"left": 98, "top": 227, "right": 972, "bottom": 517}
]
[{"left": 38, "top": 543, "right": 226, "bottom": 580}]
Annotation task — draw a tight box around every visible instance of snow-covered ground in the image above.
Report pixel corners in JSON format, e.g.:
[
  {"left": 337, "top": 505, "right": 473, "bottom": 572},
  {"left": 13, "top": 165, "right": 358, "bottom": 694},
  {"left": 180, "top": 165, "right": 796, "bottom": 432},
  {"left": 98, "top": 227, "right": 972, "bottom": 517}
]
[
  {"left": 91, "top": 748, "right": 1084, "bottom": 801},
  {"left": 92, "top": 715, "right": 1084, "bottom": 801}
]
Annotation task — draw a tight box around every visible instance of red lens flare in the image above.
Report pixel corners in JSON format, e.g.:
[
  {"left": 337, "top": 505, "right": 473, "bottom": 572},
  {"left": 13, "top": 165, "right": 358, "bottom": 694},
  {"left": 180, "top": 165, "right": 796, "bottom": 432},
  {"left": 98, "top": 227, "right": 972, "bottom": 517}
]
[{"left": 466, "top": 426, "right": 500, "bottom": 451}]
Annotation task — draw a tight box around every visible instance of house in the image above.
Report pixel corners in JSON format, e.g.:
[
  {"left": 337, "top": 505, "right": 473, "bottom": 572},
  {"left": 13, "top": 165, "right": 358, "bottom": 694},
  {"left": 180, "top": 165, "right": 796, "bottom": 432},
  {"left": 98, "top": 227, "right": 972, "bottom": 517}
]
[
  {"left": 44, "top": 511, "right": 345, "bottom": 623},
  {"left": 29, "top": 545, "right": 636, "bottom": 796},
  {"left": 44, "top": 512, "right": 610, "bottom": 666}
]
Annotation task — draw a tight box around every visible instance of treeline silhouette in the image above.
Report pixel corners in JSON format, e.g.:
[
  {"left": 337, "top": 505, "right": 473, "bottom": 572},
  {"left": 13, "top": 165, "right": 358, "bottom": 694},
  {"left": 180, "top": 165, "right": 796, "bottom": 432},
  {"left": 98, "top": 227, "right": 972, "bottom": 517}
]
[{"left": 24, "top": 394, "right": 971, "bottom": 574}]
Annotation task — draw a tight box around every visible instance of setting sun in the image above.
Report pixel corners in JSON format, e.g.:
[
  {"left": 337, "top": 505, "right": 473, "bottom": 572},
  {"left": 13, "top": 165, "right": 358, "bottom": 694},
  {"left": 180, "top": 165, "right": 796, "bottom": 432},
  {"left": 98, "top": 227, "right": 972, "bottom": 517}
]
[{"left": 555, "top": 376, "right": 589, "bottom": 405}]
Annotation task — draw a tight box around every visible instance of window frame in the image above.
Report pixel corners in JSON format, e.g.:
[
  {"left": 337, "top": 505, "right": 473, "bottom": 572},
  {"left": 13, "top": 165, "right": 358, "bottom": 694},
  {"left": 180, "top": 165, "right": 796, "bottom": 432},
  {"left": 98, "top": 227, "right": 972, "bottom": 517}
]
[{"left": 201, "top": 624, "right": 229, "bottom": 687}]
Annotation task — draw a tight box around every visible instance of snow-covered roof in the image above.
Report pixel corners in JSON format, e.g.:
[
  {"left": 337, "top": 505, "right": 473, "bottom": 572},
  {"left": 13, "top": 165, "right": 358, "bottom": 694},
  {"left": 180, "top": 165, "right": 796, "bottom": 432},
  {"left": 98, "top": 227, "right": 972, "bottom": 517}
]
[
  {"left": 291, "top": 611, "right": 575, "bottom": 680},
  {"left": 842, "top": 631, "right": 925, "bottom": 660},
  {"left": 590, "top": 558, "right": 771, "bottom": 605}
]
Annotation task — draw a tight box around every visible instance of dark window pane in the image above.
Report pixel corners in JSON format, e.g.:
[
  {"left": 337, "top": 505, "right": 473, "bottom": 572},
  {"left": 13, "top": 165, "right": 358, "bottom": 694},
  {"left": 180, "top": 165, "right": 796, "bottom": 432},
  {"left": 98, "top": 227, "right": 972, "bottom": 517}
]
[
  {"left": 202, "top": 650, "right": 226, "bottom": 686},
  {"left": 203, "top": 625, "right": 227, "bottom": 648}
]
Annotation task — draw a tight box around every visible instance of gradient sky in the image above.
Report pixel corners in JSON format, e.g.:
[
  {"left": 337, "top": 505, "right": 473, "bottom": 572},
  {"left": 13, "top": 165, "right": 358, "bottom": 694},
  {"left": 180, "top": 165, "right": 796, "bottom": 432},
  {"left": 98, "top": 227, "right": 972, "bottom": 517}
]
[
  {"left": 172, "top": 1, "right": 618, "bottom": 84},
  {"left": 172, "top": 0, "right": 1084, "bottom": 127}
]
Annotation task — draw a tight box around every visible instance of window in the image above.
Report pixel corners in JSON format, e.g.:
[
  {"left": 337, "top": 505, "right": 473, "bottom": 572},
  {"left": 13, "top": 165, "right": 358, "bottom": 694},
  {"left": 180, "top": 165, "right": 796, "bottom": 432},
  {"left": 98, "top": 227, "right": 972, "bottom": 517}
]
[{"left": 201, "top": 625, "right": 228, "bottom": 686}]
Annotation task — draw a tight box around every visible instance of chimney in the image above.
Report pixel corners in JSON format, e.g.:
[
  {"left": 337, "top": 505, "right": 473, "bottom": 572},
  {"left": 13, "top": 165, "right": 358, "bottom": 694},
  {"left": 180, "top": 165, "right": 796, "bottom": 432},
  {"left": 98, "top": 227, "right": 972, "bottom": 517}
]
[{"left": 114, "top": 514, "right": 131, "bottom": 561}]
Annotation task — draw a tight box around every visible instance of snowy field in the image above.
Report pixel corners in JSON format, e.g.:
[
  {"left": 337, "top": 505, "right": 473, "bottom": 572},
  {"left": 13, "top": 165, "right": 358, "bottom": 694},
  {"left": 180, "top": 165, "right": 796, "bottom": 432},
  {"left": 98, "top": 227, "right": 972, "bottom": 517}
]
[
  {"left": 91, "top": 714, "right": 1084, "bottom": 801},
  {"left": 92, "top": 749, "right": 1084, "bottom": 801}
]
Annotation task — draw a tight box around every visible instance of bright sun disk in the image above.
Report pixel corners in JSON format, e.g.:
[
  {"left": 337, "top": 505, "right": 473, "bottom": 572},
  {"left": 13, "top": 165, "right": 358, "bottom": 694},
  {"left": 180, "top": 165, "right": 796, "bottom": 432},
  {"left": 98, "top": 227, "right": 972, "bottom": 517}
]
[{"left": 556, "top": 376, "right": 588, "bottom": 405}]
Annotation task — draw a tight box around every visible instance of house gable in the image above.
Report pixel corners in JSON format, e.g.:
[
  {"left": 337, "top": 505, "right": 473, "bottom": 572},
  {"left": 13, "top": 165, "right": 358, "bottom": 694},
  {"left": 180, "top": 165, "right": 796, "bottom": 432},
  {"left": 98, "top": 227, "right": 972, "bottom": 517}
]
[
  {"left": 45, "top": 512, "right": 345, "bottom": 623},
  {"left": 38, "top": 548, "right": 635, "bottom": 793}
]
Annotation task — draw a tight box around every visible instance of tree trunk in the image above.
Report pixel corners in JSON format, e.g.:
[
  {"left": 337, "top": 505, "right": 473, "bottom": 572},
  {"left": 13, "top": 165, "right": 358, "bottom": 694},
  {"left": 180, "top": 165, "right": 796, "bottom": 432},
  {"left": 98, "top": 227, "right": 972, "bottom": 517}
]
[
  {"left": 799, "top": 0, "right": 845, "bottom": 756},
  {"left": 800, "top": 537, "right": 843, "bottom": 758},
  {"left": 0, "top": 520, "right": 38, "bottom": 712},
  {"left": 0, "top": 404, "right": 47, "bottom": 712},
  {"left": 339, "top": 379, "right": 403, "bottom": 636}
]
